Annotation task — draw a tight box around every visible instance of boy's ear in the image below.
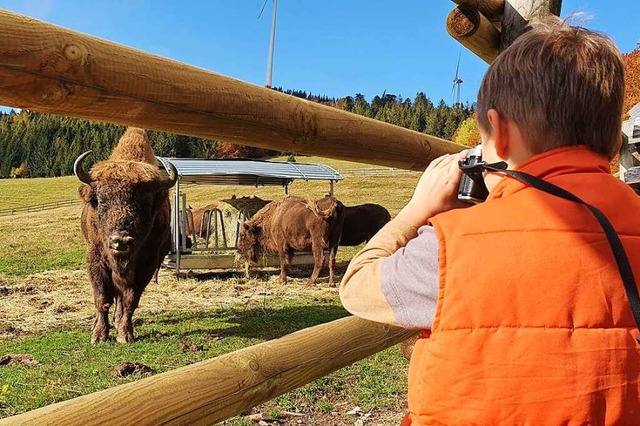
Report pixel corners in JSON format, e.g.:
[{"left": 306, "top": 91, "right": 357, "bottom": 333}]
[{"left": 486, "top": 109, "right": 510, "bottom": 159}]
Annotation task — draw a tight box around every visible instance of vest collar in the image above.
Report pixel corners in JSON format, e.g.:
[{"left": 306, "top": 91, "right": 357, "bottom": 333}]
[{"left": 487, "top": 146, "right": 611, "bottom": 200}]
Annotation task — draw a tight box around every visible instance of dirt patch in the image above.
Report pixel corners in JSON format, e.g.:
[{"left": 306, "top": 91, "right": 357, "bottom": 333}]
[
  {"left": 233, "top": 405, "right": 407, "bottom": 425},
  {"left": 180, "top": 342, "right": 204, "bottom": 353},
  {"left": 110, "top": 362, "right": 153, "bottom": 378},
  {"left": 0, "top": 354, "right": 39, "bottom": 367}
]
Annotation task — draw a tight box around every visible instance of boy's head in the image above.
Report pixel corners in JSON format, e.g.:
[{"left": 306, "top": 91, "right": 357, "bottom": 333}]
[{"left": 476, "top": 19, "right": 625, "bottom": 161}]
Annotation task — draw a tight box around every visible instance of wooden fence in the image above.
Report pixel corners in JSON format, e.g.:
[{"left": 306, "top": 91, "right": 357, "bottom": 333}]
[{"left": 0, "top": 199, "right": 79, "bottom": 217}]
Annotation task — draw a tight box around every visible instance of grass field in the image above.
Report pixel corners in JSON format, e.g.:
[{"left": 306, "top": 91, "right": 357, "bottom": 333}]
[{"left": 0, "top": 156, "right": 420, "bottom": 424}]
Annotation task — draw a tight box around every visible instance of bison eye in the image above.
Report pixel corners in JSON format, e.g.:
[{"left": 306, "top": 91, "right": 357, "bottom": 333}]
[{"left": 95, "top": 197, "right": 106, "bottom": 211}]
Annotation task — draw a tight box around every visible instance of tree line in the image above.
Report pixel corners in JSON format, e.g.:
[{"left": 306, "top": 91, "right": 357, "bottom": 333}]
[{"left": 0, "top": 90, "right": 473, "bottom": 178}]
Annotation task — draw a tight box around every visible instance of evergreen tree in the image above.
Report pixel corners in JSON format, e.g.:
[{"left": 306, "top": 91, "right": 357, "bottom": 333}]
[{"left": 0, "top": 89, "right": 474, "bottom": 178}]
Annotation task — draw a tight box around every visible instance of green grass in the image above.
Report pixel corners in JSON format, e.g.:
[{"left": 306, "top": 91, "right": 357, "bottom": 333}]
[
  {"left": 0, "top": 176, "right": 79, "bottom": 210},
  {"left": 0, "top": 207, "right": 86, "bottom": 277},
  {"left": 0, "top": 299, "right": 409, "bottom": 422}
]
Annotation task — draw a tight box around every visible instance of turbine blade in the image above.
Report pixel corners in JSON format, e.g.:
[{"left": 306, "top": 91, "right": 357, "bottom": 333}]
[{"left": 257, "top": 0, "right": 269, "bottom": 19}]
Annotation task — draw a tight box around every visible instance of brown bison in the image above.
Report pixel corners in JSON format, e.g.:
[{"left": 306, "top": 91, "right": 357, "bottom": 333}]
[
  {"left": 340, "top": 203, "right": 391, "bottom": 246},
  {"left": 187, "top": 197, "right": 270, "bottom": 239},
  {"left": 187, "top": 202, "right": 220, "bottom": 238},
  {"left": 237, "top": 196, "right": 345, "bottom": 286},
  {"left": 75, "top": 128, "right": 177, "bottom": 344}
]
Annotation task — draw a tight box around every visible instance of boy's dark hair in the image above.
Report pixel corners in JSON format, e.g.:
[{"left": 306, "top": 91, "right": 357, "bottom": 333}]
[{"left": 477, "top": 19, "right": 625, "bottom": 159}]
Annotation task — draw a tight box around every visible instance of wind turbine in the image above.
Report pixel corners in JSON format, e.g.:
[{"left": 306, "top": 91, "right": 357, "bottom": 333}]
[
  {"left": 258, "top": 0, "right": 278, "bottom": 88},
  {"left": 452, "top": 51, "right": 463, "bottom": 106}
]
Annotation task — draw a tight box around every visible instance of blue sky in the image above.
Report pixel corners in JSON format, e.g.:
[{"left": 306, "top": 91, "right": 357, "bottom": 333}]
[{"left": 0, "top": 1, "right": 638, "bottom": 113}]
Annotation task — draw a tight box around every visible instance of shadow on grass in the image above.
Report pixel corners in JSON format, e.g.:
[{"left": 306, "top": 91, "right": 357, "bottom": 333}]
[
  {"left": 178, "top": 261, "right": 351, "bottom": 282},
  {"left": 136, "top": 303, "right": 350, "bottom": 343}
]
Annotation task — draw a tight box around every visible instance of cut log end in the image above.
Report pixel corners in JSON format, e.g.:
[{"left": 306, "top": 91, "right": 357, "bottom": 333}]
[{"left": 447, "top": 6, "right": 481, "bottom": 38}]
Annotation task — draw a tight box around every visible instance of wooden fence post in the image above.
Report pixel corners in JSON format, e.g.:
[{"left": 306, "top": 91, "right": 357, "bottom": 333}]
[
  {"left": 447, "top": 0, "right": 563, "bottom": 62},
  {"left": 501, "top": 0, "right": 563, "bottom": 48}
]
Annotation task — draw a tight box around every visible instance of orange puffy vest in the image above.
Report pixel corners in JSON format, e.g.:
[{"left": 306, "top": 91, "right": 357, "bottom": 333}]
[{"left": 408, "top": 146, "right": 640, "bottom": 425}]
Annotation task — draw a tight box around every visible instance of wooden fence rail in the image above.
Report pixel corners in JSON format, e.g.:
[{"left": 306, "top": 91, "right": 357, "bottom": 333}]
[
  {"left": 0, "top": 317, "right": 417, "bottom": 425},
  {"left": 0, "top": 199, "right": 79, "bottom": 217},
  {"left": 0, "top": 9, "right": 464, "bottom": 173}
]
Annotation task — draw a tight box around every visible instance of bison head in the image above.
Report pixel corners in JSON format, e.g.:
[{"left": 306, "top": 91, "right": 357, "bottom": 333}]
[
  {"left": 237, "top": 222, "right": 263, "bottom": 263},
  {"left": 75, "top": 151, "right": 177, "bottom": 275}
]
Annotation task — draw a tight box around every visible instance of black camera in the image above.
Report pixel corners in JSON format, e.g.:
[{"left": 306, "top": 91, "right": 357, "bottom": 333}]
[{"left": 457, "top": 145, "right": 490, "bottom": 204}]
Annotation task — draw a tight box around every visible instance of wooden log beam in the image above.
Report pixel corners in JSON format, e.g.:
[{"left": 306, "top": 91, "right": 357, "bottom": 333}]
[
  {"left": 501, "top": 0, "right": 563, "bottom": 48},
  {"left": 0, "top": 9, "right": 464, "bottom": 172},
  {"left": 451, "top": 0, "right": 505, "bottom": 22},
  {"left": 446, "top": 5, "right": 501, "bottom": 64},
  {"left": 0, "top": 317, "right": 417, "bottom": 425}
]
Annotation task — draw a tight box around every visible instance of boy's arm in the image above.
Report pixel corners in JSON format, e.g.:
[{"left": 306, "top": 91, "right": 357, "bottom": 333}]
[
  {"left": 340, "top": 151, "right": 468, "bottom": 329},
  {"left": 339, "top": 219, "right": 440, "bottom": 329}
]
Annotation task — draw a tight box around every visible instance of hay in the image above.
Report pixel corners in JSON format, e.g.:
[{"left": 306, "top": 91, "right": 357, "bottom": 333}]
[
  {"left": 0, "top": 268, "right": 339, "bottom": 340},
  {"left": 197, "top": 196, "right": 270, "bottom": 248}
]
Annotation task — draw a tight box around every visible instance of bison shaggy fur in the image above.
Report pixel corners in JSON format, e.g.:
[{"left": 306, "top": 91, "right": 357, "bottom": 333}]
[{"left": 76, "top": 128, "right": 176, "bottom": 344}]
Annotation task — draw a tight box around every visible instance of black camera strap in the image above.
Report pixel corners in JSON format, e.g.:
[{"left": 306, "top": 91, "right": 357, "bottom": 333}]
[{"left": 481, "top": 161, "right": 640, "bottom": 344}]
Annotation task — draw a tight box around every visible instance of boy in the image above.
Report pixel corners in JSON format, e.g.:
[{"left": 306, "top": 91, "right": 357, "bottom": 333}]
[{"left": 339, "top": 20, "right": 640, "bottom": 425}]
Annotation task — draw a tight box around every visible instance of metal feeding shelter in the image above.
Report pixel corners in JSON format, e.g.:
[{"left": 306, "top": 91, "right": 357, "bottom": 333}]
[{"left": 158, "top": 158, "right": 344, "bottom": 273}]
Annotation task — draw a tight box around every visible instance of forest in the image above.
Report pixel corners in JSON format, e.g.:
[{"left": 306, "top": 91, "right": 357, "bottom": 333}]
[{"left": 0, "top": 90, "right": 473, "bottom": 178}]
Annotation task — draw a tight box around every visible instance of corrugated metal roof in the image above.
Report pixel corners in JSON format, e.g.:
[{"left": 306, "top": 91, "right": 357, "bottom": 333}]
[{"left": 157, "top": 158, "right": 343, "bottom": 186}]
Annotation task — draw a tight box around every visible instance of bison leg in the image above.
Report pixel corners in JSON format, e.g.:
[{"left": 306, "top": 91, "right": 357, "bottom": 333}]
[
  {"left": 328, "top": 243, "right": 338, "bottom": 287},
  {"left": 88, "top": 255, "right": 114, "bottom": 344},
  {"left": 92, "top": 294, "right": 112, "bottom": 344},
  {"left": 278, "top": 248, "right": 292, "bottom": 284},
  {"left": 308, "top": 240, "right": 325, "bottom": 286},
  {"left": 114, "top": 294, "right": 124, "bottom": 329},
  {"left": 116, "top": 287, "right": 138, "bottom": 344}
]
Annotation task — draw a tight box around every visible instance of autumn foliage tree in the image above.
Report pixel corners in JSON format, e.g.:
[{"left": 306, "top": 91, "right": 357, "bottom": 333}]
[
  {"left": 610, "top": 47, "right": 640, "bottom": 174},
  {"left": 623, "top": 48, "right": 640, "bottom": 118},
  {"left": 453, "top": 114, "right": 481, "bottom": 148}
]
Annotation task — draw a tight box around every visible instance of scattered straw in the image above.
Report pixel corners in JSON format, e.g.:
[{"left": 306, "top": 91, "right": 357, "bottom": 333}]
[{"left": 0, "top": 267, "right": 341, "bottom": 340}]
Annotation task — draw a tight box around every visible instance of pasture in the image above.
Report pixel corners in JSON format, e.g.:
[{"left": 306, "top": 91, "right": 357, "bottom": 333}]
[{"left": 0, "top": 156, "right": 421, "bottom": 424}]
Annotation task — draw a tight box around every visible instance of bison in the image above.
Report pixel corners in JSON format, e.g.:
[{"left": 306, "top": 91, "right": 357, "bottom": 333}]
[
  {"left": 187, "top": 202, "right": 220, "bottom": 238},
  {"left": 340, "top": 203, "right": 391, "bottom": 246},
  {"left": 187, "top": 197, "right": 271, "bottom": 240},
  {"left": 75, "top": 128, "right": 177, "bottom": 344},
  {"left": 237, "top": 196, "right": 345, "bottom": 286}
]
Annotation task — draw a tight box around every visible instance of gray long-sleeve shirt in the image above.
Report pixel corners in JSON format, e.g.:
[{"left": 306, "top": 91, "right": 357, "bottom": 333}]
[{"left": 339, "top": 219, "right": 440, "bottom": 330}]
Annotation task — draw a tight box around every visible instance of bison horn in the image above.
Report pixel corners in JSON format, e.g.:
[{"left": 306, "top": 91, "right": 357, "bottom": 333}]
[
  {"left": 157, "top": 159, "right": 178, "bottom": 190},
  {"left": 74, "top": 151, "right": 93, "bottom": 185}
]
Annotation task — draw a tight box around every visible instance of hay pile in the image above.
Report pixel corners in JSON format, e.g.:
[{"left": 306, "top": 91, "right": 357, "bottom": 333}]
[{"left": 198, "top": 196, "right": 270, "bottom": 248}]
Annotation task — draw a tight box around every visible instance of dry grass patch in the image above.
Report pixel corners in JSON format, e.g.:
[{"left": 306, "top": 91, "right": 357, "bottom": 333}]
[{"left": 0, "top": 267, "right": 343, "bottom": 340}]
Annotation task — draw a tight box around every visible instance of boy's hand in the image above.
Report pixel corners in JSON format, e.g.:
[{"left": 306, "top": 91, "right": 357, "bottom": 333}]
[{"left": 395, "top": 150, "right": 470, "bottom": 229}]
